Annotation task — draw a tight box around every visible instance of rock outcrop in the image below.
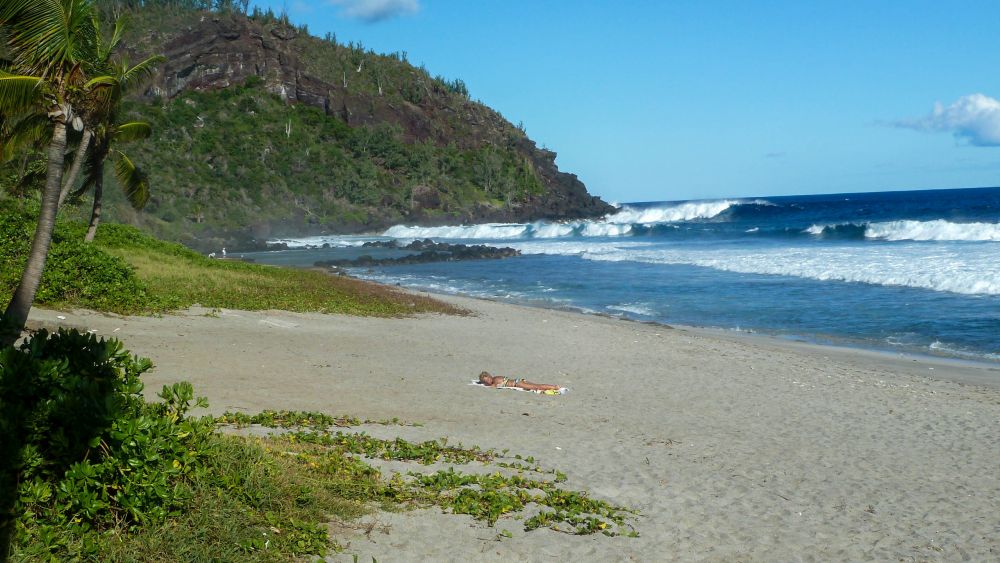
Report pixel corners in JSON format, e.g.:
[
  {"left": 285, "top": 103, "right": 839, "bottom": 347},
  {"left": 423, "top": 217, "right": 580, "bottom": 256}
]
[{"left": 314, "top": 239, "right": 521, "bottom": 267}]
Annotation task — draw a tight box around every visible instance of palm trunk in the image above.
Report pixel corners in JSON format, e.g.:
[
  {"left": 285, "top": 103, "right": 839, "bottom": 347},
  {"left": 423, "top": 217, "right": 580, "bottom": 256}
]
[
  {"left": 1, "top": 118, "right": 68, "bottom": 347},
  {"left": 58, "top": 127, "right": 91, "bottom": 206},
  {"left": 84, "top": 163, "right": 104, "bottom": 243}
]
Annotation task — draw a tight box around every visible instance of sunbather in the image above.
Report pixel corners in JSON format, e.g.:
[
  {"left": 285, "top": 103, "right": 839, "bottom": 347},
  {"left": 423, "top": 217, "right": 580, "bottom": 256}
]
[{"left": 478, "top": 371, "right": 561, "bottom": 392}]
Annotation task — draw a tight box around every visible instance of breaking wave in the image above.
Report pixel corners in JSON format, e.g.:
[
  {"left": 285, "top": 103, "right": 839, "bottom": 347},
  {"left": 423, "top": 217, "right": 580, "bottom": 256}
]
[
  {"left": 602, "top": 199, "right": 746, "bottom": 224},
  {"left": 865, "top": 219, "right": 1000, "bottom": 241},
  {"left": 805, "top": 219, "right": 1000, "bottom": 242},
  {"left": 382, "top": 199, "right": 774, "bottom": 240}
]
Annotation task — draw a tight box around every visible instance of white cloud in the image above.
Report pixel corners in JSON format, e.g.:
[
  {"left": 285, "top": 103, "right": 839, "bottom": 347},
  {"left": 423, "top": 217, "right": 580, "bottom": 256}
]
[
  {"left": 329, "top": 0, "right": 419, "bottom": 22},
  {"left": 895, "top": 93, "right": 1000, "bottom": 147}
]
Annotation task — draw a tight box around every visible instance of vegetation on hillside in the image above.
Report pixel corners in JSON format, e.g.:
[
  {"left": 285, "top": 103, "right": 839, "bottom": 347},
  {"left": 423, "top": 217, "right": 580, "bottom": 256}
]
[{"left": 99, "top": 77, "right": 543, "bottom": 248}]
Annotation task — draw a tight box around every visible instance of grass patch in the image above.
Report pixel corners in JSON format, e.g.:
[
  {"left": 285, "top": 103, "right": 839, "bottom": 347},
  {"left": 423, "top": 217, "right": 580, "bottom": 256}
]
[
  {"left": 0, "top": 200, "right": 461, "bottom": 317},
  {"left": 113, "top": 246, "right": 460, "bottom": 316}
]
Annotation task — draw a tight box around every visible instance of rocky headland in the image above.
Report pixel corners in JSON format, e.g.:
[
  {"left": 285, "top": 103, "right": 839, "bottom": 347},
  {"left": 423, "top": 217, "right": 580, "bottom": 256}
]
[{"left": 102, "top": 6, "right": 613, "bottom": 251}]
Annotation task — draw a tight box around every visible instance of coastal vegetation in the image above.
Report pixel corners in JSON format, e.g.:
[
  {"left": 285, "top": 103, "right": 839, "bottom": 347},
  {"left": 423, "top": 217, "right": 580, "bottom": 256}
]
[
  {"left": 3, "top": 330, "right": 635, "bottom": 560},
  {"left": 0, "top": 201, "right": 460, "bottom": 317}
]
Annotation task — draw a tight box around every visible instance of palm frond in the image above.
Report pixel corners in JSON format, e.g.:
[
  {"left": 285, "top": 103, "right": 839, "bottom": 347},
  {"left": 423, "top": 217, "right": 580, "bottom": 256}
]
[
  {"left": 105, "top": 13, "right": 129, "bottom": 60},
  {"left": 6, "top": 0, "right": 96, "bottom": 80},
  {"left": 82, "top": 71, "right": 121, "bottom": 120},
  {"left": 82, "top": 73, "right": 118, "bottom": 89},
  {"left": 111, "top": 149, "right": 150, "bottom": 210},
  {"left": 117, "top": 55, "right": 166, "bottom": 95},
  {"left": 88, "top": 11, "right": 128, "bottom": 69},
  {"left": 113, "top": 121, "right": 152, "bottom": 143},
  {"left": 0, "top": 0, "right": 36, "bottom": 25},
  {"left": 0, "top": 74, "right": 44, "bottom": 114},
  {"left": 0, "top": 113, "right": 52, "bottom": 161},
  {"left": 90, "top": 12, "right": 104, "bottom": 64}
]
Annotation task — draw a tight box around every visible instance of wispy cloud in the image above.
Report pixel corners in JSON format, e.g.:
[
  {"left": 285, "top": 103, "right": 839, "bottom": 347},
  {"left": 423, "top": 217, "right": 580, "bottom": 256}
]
[
  {"left": 763, "top": 151, "right": 785, "bottom": 159},
  {"left": 329, "top": 0, "right": 419, "bottom": 22},
  {"left": 894, "top": 93, "right": 1000, "bottom": 147}
]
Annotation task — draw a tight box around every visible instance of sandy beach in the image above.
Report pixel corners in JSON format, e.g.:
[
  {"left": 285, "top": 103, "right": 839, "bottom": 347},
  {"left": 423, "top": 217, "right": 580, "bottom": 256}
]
[{"left": 28, "top": 295, "right": 1000, "bottom": 562}]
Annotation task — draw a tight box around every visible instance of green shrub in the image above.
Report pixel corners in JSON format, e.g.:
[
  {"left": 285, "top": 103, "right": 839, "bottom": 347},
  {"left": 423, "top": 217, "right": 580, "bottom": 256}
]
[
  {"left": 0, "top": 329, "right": 216, "bottom": 558},
  {"left": 36, "top": 239, "right": 153, "bottom": 313},
  {"left": 0, "top": 331, "right": 353, "bottom": 560},
  {"left": 0, "top": 201, "right": 160, "bottom": 314}
]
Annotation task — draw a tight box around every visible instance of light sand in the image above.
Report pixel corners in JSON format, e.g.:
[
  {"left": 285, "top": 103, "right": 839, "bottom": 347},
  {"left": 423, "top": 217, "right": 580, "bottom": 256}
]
[{"left": 28, "top": 296, "right": 1000, "bottom": 562}]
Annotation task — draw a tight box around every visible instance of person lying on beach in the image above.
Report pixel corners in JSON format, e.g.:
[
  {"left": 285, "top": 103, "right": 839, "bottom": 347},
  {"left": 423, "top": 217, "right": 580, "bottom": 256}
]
[{"left": 478, "top": 371, "right": 561, "bottom": 392}]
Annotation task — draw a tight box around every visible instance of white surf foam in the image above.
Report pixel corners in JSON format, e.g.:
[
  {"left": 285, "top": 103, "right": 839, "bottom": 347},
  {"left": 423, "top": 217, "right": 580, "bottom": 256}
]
[
  {"left": 382, "top": 223, "right": 530, "bottom": 239},
  {"left": 865, "top": 219, "right": 1000, "bottom": 242},
  {"left": 268, "top": 235, "right": 387, "bottom": 248},
  {"left": 928, "top": 340, "right": 1000, "bottom": 361},
  {"left": 606, "top": 303, "right": 656, "bottom": 316},
  {"left": 523, "top": 242, "right": 1000, "bottom": 296}
]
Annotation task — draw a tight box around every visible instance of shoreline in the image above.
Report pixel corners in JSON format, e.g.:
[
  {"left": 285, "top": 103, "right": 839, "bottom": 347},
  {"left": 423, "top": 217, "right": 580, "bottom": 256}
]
[
  {"left": 25, "top": 293, "right": 1000, "bottom": 560},
  {"left": 248, "top": 244, "right": 998, "bottom": 369},
  {"left": 359, "top": 281, "right": 1000, "bottom": 387}
]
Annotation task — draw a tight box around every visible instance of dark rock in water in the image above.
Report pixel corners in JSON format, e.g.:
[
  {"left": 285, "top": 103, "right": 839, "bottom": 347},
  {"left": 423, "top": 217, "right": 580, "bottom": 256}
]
[
  {"left": 315, "top": 240, "right": 520, "bottom": 268},
  {"left": 404, "top": 238, "right": 442, "bottom": 251},
  {"left": 361, "top": 240, "right": 398, "bottom": 248}
]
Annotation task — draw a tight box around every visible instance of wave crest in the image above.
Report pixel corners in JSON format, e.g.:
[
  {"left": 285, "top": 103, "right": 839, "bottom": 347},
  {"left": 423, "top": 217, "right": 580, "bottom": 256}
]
[
  {"left": 804, "top": 219, "right": 1000, "bottom": 242},
  {"left": 604, "top": 200, "right": 742, "bottom": 224},
  {"left": 381, "top": 199, "right": 772, "bottom": 240},
  {"left": 865, "top": 219, "right": 1000, "bottom": 241}
]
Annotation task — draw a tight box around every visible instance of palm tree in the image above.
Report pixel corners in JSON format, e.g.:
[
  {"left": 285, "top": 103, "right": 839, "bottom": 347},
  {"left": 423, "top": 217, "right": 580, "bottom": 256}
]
[
  {"left": 75, "top": 19, "right": 163, "bottom": 241},
  {"left": 0, "top": 0, "right": 102, "bottom": 346},
  {"left": 80, "top": 119, "right": 152, "bottom": 241},
  {"left": 1, "top": 13, "right": 161, "bottom": 213}
]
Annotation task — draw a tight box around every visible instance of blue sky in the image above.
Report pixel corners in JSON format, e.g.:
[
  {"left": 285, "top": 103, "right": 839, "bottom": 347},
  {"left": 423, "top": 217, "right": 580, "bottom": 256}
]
[{"left": 254, "top": 0, "right": 1000, "bottom": 202}]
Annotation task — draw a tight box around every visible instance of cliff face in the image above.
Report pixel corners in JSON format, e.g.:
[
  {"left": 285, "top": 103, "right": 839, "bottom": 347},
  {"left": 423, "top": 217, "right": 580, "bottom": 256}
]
[{"left": 115, "top": 9, "right": 611, "bottom": 246}]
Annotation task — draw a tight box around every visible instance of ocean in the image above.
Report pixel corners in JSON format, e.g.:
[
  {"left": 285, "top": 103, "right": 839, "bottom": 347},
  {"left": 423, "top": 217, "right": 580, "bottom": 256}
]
[{"left": 251, "top": 186, "right": 1000, "bottom": 363}]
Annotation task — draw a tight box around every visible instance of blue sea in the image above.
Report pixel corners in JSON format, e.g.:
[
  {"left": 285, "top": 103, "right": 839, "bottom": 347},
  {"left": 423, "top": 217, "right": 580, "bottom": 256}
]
[{"left": 251, "top": 187, "right": 1000, "bottom": 363}]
